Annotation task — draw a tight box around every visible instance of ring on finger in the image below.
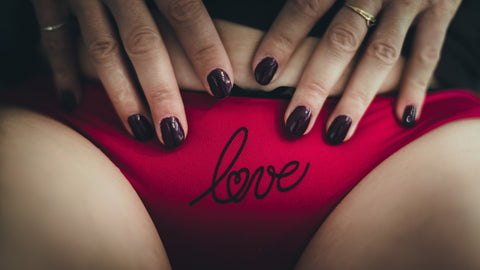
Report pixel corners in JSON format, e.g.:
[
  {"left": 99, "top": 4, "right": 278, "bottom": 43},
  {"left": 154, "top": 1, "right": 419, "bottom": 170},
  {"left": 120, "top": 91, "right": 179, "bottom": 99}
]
[
  {"left": 40, "top": 20, "right": 68, "bottom": 32},
  {"left": 344, "top": 3, "right": 377, "bottom": 28}
]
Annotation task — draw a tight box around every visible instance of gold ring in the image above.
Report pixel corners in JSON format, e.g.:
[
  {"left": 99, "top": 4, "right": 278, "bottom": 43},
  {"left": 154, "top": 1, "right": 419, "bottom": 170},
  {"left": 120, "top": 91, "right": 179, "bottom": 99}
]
[
  {"left": 344, "top": 3, "right": 377, "bottom": 28},
  {"left": 40, "top": 21, "right": 68, "bottom": 32}
]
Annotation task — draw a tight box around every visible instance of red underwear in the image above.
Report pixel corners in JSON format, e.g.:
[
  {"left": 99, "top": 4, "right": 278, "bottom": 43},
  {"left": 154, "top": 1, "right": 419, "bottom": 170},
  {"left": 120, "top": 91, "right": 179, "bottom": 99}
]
[{"left": 3, "top": 77, "right": 480, "bottom": 269}]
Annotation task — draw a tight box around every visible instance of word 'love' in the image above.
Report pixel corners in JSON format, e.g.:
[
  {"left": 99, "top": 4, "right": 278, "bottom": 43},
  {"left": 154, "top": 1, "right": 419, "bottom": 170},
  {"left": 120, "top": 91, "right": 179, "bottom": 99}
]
[{"left": 190, "top": 127, "right": 309, "bottom": 206}]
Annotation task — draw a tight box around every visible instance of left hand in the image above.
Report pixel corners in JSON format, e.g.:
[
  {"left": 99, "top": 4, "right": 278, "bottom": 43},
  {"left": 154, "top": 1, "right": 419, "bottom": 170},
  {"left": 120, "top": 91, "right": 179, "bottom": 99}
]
[
  {"left": 80, "top": 19, "right": 405, "bottom": 95},
  {"left": 252, "top": 0, "right": 462, "bottom": 144}
]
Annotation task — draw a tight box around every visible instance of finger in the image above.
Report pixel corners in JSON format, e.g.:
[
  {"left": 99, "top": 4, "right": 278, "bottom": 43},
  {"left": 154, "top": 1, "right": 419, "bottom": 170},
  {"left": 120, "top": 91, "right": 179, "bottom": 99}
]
[
  {"left": 284, "top": 1, "right": 382, "bottom": 137},
  {"left": 32, "top": 0, "right": 81, "bottom": 111},
  {"left": 155, "top": 0, "right": 233, "bottom": 98},
  {"left": 72, "top": 0, "right": 155, "bottom": 141},
  {"left": 396, "top": 0, "right": 461, "bottom": 128},
  {"left": 252, "top": 0, "right": 336, "bottom": 85},
  {"left": 105, "top": 0, "right": 186, "bottom": 147},
  {"left": 325, "top": 1, "right": 420, "bottom": 145},
  {"left": 80, "top": 18, "right": 405, "bottom": 96}
]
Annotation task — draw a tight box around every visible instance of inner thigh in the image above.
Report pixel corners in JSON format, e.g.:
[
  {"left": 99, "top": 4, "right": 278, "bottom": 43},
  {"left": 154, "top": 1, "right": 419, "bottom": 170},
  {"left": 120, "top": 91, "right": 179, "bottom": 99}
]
[
  {"left": 295, "top": 119, "right": 480, "bottom": 270},
  {"left": 0, "top": 106, "right": 170, "bottom": 270}
]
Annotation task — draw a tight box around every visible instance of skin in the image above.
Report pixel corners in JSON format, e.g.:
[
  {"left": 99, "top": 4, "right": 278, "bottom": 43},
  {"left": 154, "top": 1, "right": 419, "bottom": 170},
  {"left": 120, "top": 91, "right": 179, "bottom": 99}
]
[
  {"left": 79, "top": 20, "right": 405, "bottom": 98},
  {"left": 2, "top": 19, "right": 479, "bottom": 269},
  {"left": 31, "top": 0, "right": 234, "bottom": 145},
  {"left": 2, "top": 97, "right": 480, "bottom": 270},
  {"left": 295, "top": 119, "right": 480, "bottom": 270},
  {"left": 32, "top": 0, "right": 462, "bottom": 146},
  {"left": 32, "top": 0, "right": 419, "bottom": 146},
  {"left": 0, "top": 106, "right": 171, "bottom": 270},
  {"left": 253, "top": 0, "right": 462, "bottom": 141}
]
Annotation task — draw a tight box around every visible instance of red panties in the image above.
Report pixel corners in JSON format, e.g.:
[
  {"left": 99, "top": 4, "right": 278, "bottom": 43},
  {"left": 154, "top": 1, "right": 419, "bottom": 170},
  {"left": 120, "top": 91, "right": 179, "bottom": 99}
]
[{"left": 3, "top": 77, "right": 480, "bottom": 269}]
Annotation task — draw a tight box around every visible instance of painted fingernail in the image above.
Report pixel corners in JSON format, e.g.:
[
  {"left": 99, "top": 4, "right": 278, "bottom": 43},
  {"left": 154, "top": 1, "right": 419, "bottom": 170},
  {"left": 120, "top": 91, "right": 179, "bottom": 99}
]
[
  {"left": 286, "top": 106, "right": 312, "bottom": 136},
  {"left": 207, "top": 68, "right": 232, "bottom": 98},
  {"left": 326, "top": 115, "right": 352, "bottom": 145},
  {"left": 60, "top": 91, "right": 77, "bottom": 112},
  {"left": 255, "top": 57, "right": 278, "bottom": 85},
  {"left": 402, "top": 105, "right": 417, "bottom": 128},
  {"left": 160, "top": 116, "right": 185, "bottom": 148},
  {"left": 128, "top": 114, "right": 154, "bottom": 141}
]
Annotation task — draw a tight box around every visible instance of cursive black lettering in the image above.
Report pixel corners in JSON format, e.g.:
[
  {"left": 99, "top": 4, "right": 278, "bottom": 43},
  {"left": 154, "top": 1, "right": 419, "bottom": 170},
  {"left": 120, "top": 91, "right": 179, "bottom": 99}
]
[{"left": 189, "top": 127, "right": 309, "bottom": 206}]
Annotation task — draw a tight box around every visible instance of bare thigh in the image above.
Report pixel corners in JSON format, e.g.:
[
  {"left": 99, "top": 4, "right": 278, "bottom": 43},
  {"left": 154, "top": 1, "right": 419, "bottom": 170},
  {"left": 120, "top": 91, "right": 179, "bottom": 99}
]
[
  {"left": 0, "top": 106, "right": 170, "bottom": 270},
  {"left": 296, "top": 119, "right": 480, "bottom": 270}
]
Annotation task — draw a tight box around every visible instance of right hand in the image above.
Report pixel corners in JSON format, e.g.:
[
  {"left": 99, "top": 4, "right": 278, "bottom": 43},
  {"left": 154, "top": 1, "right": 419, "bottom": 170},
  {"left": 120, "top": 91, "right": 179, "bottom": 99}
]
[
  {"left": 81, "top": 20, "right": 405, "bottom": 100},
  {"left": 32, "top": 0, "right": 234, "bottom": 148}
]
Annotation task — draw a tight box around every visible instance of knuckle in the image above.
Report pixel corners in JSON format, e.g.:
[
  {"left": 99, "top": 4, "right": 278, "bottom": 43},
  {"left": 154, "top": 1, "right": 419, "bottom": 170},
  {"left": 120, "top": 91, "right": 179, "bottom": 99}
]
[
  {"left": 125, "top": 27, "right": 161, "bottom": 56},
  {"left": 270, "top": 30, "right": 297, "bottom": 55},
  {"left": 148, "top": 86, "right": 174, "bottom": 103},
  {"left": 108, "top": 88, "right": 135, "bottom": 107},
  {"left": 400, "top": 0, "right": 418, "bottom": 8},
  {"left": 432, "top": 0, "right": 458, "bottom": 18},
  {"left": 190, "top": 42, "right": 219, "bottom": 64},
  {"left": 302, "top": 80, "right": 330, "bottom": 97},
  {"left": 348, "top": 90, "right": 371, "bottom": 108},
  {"left": 326, "top": 24, "right": 360, "bottom": 55},
  {"left": 417, "top": 46, "right": 441, "bottom": 65},
  {"left": 405, "top": 77, "right": 429, "bottom": 91},
  {"left": 87, "top": 37, "right": 118, "bottom": 63},
  {"left": 292, "top": 0, "right": 324, "bottom": 18},
  {"left": 52, "top": 68, "right": 73, "bottom": 82},
  {"left": 396, "top": 0, "right": 424, "bottom": 11},
  {"left": 367, "top": 40, "right": 399, "bottom": 66},
  {"left": 167, "top": 0, "right": 204, "bottom": 24}
]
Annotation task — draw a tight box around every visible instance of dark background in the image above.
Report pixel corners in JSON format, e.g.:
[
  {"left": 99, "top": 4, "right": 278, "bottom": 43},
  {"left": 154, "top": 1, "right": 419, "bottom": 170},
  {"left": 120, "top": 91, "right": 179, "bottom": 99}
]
[{"left": 1, "top": 0, "right": 479, "bottom": 92}]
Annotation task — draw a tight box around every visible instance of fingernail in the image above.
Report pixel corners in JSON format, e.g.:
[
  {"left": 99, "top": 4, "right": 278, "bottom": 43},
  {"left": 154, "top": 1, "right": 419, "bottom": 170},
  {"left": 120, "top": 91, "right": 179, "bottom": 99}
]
[
  {"left": 402, "top": 105, "right": 417, "bottom": 128},
  {"left": 326, "top": 115, "right": 352, "bottom": 145},
  {"left": 255, "top": 57, "right": 278, "bottom": 85},
  {"left": 286, "top": 106, "right": 312, "bottom": 136},
  {"left": 60, "top": 91, "right": 77, "bottom": 112},
  {"left": 128, "top": 114, "right": 154, "bottom": 141},
  {"left": 207, "top": 68, "right": 232, "bottom": 98},
  {"left": 160, "top": 116, "right": 185, "bottom": 148}
]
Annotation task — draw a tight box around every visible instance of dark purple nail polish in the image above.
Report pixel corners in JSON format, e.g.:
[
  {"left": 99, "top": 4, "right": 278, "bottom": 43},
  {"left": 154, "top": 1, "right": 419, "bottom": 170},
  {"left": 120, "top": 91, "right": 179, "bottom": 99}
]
[
  {"left": 286, "top": 106, "right": 312, "bottom": 136},
  {"left": 60, "top": 91, "right": 77, "bottom": 112},
  {"left": 128, "top": 114, "right": 154, "bottom": 141},
  {"left": 160, "top": 116, "right": 185, "bottom": 148},
  {"left": 207, "top": 68, "right": 232, "bottom": 98},
  {"left": 326, "top": 115, "right": 352, "bottom": 145},
  {"left": 255, "top": 57, "right": 278, "bottom": 85},
  {"left": 402, "top": 105, "right": 417, "bottom": 128}
]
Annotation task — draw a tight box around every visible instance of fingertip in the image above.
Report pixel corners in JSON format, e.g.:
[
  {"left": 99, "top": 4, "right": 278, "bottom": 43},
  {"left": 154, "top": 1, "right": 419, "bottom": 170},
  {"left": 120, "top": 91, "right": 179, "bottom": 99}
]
[
  {"left": 285, "top": 105, "right": 312, "bottom": 136},
  {"left": 397, "top": 102, "right": 424, "bottom": 129},
  {"left": 127, "top": 114, "right": 155, "bottom": 141},
  {"left": 401, "top": 105, "right": 417, "bottom": 128},
  {"left": 396, "top": 88, "right": 426, "bottom": 128},
  {"left": 52, "top": 64, "right": 83, "bottom": 112},
  {"left": 158, "top": 116, "right": 186, "bottom": 149},
  {"left": 207, "top": 68, "right": 233, "bottom": 98},
  {"left": 254, "top": 56, "right": 279, "bottom": 85},
  {"left": 325, "top": 115, "right": 352, "bottom": 145},
  {"left": 57, "top": 82, "right": 82, "bottom": 112}
]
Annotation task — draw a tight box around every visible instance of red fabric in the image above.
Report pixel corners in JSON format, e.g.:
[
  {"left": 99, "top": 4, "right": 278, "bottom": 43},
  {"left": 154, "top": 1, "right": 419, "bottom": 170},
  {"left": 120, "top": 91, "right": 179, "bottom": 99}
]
[{"left": 3, "top": 77, "right": 480, "bottom": 269}]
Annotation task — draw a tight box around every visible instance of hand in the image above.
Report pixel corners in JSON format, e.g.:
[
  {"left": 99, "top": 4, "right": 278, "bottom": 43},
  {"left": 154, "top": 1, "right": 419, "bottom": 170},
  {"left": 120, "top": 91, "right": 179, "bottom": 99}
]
[
  {"left": 80, "top": 19, "right": 405, "bottom": 96},
  {"left": 252, "top": 0, "right": 461, "bottom": 144},
  {"left": 31, "top": 0, "right": 234, "bottom": 148}
]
